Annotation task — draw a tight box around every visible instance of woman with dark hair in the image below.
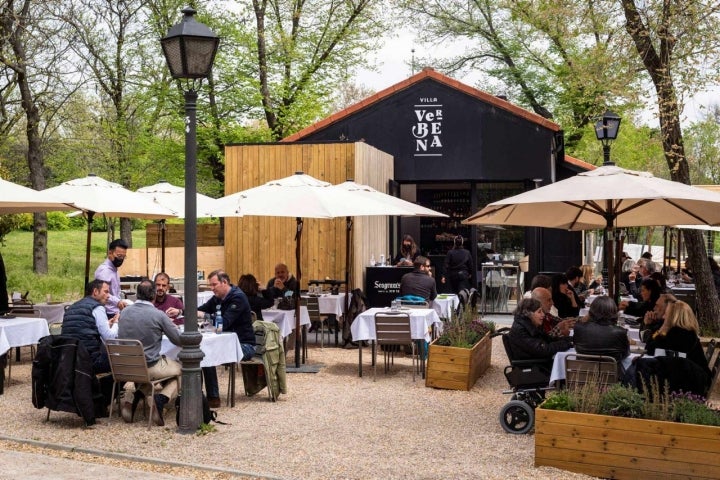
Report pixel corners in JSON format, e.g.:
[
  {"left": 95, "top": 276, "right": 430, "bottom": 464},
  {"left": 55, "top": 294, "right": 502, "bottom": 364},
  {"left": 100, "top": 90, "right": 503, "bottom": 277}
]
[
  {"left": 620, "top": 278, "right": 661, "bottom": 318},
  {"left": 507, "top": 298, "right": 572, "bottom": 368},
  {"left": 649, "top": 272, "right": 668, "bottom": 293},
  {"left": 573, "top": 296, "right": 629, "bottom": 365},
  {"left": 551, "top": 274, "right": 580, "bottom": 318},
  {"left": 441, "top": 235, "right": 473, "bottom": 293},
  {"left": 238, "top": 274, "right": 273, "bottom": 320},
  {"left": 393, "top": 234, "right": 419, "bottom": 267}
]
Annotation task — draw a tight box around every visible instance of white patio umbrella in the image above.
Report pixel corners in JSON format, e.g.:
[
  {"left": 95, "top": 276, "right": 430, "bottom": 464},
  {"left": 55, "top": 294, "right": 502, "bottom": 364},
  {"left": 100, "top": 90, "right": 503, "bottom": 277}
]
[
  {"left": 0, "top": 177, "right": 76, "bottom": 213},
  {"left": 213, "top": 172, "right": 446, "bottom": 367},
  {"left": 332, "top": 180, "right": 447, "bottom": 318},
  {"left": 43, "top": 174, "right": 177, "bottom": 285},
  {"left": 463, "top": 164, "right": 720, "bottom": 297},
  {"left": 137, "top": 180, "right": 217, "bottom": 273}
]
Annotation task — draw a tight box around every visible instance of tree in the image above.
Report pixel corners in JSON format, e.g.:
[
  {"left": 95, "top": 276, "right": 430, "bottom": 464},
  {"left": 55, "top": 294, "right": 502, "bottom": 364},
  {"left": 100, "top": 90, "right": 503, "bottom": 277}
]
[
  {"left": 398, "top": 0, "right": 642, "bottom": 148},
  {"left": 620, "top": 0, "right": 720, "bottom": 333},
  {"left": 0, "top": 0, "right": 78, "bottom": 274},
  {"left": 237, "top": 0, "right": 387, "bottom": 140}
]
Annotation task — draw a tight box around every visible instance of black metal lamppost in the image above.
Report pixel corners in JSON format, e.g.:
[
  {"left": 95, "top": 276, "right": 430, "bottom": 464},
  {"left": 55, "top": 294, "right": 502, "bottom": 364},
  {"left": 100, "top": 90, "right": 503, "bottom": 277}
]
[
  {"left": 594, "top": 109, "right": 622, "bottom": 300},
  {"left": 160, "top": 6, "right": 219, "bottom": 433}
]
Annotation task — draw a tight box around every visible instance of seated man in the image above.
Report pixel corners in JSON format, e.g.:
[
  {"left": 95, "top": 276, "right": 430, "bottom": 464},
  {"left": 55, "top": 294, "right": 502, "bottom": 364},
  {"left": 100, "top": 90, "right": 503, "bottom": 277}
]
[
  {"left": 263, "top": 263, "right": 298, "bottom": 299},
  {"left": 507, "top": 298, "right": 572, "bottom": 370},
  {"left": 399, "top": 256, "right": 438, "bottom": 302},
  {"left": 118, "top": 279, "right": 182, "bottom": 426},
  {"left": 198, "top": 269, "right": 255, "bottom": 408},
  {"left": 153, "top": 272, "right": 184, "bottom": 325},
  {"left": 61, "top": 279, "right": 118, "bottom": 406},
  {"left": 530, "top": 287, "right": 574, "bottom": 338}
]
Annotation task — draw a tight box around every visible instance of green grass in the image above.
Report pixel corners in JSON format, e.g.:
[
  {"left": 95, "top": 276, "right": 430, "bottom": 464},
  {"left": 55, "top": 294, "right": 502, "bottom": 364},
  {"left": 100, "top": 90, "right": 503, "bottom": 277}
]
[{"left": 1, "top": 229, "right": 146, "bottom": 303}]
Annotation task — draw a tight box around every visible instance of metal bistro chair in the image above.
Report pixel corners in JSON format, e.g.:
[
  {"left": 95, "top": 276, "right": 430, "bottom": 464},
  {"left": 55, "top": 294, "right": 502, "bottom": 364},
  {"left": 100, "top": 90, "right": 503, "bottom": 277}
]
[
  {"left": 305, "top": 295, "right": 330, "bottom": 348},
  {"left": 105, "top": 339, "right": 175, "bottom": 429},
  {"left": 373, "top": 312, "right": 416, "bottom": 382},
  {"left": 564, "top": 353, "right": 618, "bottom": 391},
  {"left": 704, "top": 338, "right": 716, "bottom": 365}
]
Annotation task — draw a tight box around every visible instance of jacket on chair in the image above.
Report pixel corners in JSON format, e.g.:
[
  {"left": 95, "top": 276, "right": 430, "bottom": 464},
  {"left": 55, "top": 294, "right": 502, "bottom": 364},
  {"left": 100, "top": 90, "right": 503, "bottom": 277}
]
[{"left": 31, "top": 335, "right": 104, "bottom": 426}]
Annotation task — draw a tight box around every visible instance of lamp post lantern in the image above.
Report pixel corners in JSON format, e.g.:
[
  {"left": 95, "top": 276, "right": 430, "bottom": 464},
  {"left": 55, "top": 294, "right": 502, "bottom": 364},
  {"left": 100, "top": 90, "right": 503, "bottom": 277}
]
[
  {"left": 161, "top": 6, "right": 219, "bottom": 434},
  {"left": 594, "top": 109, "right": 622, "bottom": 301},
  {"left": 594, "top": 109, "right": 621, "bottom": 166}
]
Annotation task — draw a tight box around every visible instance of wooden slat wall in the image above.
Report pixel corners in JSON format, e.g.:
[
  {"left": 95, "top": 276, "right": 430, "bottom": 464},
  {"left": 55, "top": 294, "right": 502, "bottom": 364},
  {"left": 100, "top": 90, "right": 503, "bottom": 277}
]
[
  {"left": 118, "top": 246, "right": 224, "bottom": 279},
  {"left": 146, "top": 224, "right": 221, "bottom": 248},
  {"left": 224, "top": 142, "right": 393, "bottom": 291}
]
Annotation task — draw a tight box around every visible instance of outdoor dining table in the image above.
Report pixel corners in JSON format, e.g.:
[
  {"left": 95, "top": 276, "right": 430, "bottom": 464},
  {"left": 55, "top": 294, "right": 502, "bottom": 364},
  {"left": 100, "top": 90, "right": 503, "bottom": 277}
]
[
  {"left": 351, "top": 307, "right": 442, "bottom": 377},
  {"left": 432, "top": 294, "right": 459, "bottom": 319},
  {"left": 160, "top": 331, "right": 243, "bottom": 406},
  {"left": 34, "top": 302, "right": 71, "bottom": 325},
  {"left": 0, "top": 316, "right": 50, "bottom": 393},
  {"left": 301, "top": 292, "right": 347, "bottom": 346},
  {"left": 261, "top": 306, "right": 311, "bottom": 339}
]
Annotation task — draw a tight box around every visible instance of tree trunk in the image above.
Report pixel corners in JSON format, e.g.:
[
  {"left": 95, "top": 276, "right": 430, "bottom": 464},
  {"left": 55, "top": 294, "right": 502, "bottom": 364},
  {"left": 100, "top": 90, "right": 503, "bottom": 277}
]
[{"left": 120, "top": 217, "right": 133, "bottom": 248}]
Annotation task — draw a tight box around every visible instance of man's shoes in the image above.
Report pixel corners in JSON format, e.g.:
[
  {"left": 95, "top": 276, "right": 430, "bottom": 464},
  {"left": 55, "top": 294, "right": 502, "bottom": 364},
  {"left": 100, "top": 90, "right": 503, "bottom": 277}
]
[
  {"left": 207, "top": 396, "right": 221, "bottom": 409},
  {"left": 152, "top": 394, "right": 169, "bottom": 426}
]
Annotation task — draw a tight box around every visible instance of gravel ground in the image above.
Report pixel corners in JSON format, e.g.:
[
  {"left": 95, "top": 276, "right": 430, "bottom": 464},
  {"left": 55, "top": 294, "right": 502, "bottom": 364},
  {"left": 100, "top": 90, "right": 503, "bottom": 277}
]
[{"left": 4, "top": 336, "right": 714, "bottom": 480}]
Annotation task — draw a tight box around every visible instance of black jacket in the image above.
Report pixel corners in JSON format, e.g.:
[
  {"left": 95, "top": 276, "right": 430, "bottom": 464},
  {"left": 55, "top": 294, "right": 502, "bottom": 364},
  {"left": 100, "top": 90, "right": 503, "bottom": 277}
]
[
  {"left": 62, "top": 296, "right": 103, "bottom": 365},
  {"left": 198, "top": 286, "right": 254, "bottom": 344},
  {"left": 31, "top": 335, "right": 105, "bottom": 426},
  {"left": 645, "top": 326, "right": 711, "bottom": 378},
  {"left": 507, "top": 314, "right": 572, "bottom": 361},
  {"left": 573, "top": 319, "right": 629, "bottom": 363}
]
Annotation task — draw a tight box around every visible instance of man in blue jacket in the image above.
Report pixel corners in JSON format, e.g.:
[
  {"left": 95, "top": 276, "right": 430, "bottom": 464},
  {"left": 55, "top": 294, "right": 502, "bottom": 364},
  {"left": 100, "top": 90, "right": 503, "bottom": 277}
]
[{"left": 197, "top": 269, "right": 254, "bottom": 408}]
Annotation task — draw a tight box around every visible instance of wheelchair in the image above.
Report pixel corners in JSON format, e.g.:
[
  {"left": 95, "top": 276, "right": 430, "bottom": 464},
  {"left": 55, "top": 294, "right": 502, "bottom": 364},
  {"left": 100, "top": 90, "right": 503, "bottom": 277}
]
[{"left": 494, "top": 327, "right": 554, "bottom": 434}]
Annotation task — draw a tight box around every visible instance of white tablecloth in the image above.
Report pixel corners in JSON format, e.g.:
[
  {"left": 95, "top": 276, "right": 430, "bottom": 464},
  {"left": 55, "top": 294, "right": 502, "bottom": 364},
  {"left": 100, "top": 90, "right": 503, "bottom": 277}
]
[
  {"left": 35, "top": 303, "right": 70, "bottom": 325},
  {"left": 261, "top": 306, "right": 311, "bottom": 338},
  {"left": 549, "top": 348, "right": 639, "bottom": 386},
  {"left": 0, "top": 317, "right": 50, "bottom": 356},
  {"left": 197, "top": 290, "right": 215, "bottom": 306},
  {"left": 432, "top": 294, "right": 459, "bottom": 319},
  {"left": 318, "top": 293, "right": 346, "bottom": 317},
  {"left": 160, "top": 332, "right": 243, "bottom": 367},
  {"left": 352, "top": 307, "right": 441, "bottom": 343}
]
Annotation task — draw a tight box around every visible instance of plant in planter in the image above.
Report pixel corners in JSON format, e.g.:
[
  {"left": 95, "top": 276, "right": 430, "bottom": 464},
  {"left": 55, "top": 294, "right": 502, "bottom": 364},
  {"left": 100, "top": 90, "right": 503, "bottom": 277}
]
[
  {"left": 425, "top": 308, "right": 495, "bottom": 390},
  {"left": 536, "top": 379, "right": 720, "bottom": 479}
]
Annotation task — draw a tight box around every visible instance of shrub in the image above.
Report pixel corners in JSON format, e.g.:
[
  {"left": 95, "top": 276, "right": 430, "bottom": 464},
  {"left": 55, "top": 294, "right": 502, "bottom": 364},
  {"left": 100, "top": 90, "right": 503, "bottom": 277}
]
[
  {"left": 597, "top": 384, "right": 645, "bottom": 418},
  {"left": 436, "top": 307, "right": 494, "bottom": 348}
]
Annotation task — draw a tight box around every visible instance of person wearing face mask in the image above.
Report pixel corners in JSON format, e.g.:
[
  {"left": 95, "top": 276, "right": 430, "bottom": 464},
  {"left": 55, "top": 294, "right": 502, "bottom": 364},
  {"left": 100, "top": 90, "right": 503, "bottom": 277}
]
[
  {"left": 94, "top": 238, "right": 130, "bottom": 316},
  {"left": 393, "top": 234, "right": 419, "bottom": 267}
]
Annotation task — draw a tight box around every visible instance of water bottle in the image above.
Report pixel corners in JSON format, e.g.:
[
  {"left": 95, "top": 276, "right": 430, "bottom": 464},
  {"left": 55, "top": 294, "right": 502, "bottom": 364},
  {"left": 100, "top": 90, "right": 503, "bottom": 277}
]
[
  {"left": 370, "top": 253, "right": 376, "bottom": 266},
  {"left": 215, "top": 305, "right": 223, "bottom": 333},
  {"left": 379, "top": 254, "right": 385, "bottom": 266}
]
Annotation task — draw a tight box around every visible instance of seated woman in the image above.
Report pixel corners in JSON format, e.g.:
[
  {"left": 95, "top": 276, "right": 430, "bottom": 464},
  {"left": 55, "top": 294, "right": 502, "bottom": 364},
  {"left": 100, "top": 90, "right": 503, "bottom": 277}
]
[
  {"left": 238, "top": 274, "right": 273, "bottom": 320},
  {"left": 507, "top": 298, "right": 572, "bottom": 371},
  {"left": 637, "top": 300, "right": 711, "bottom": 396},
  {"left": 619, "top": 278, "right": 660, "bottom": 319},
  {"left": 640, "top": 293, "right": 675, "bottom": 343},
  {"left": 645, "top": 300, "right": 710, "bottom": 376},
  {"left": 551, "top": 273, "right": 580, "bottom": 318},
  {"left": 573, "top": 296, "right": 629, "bottom": 368}
]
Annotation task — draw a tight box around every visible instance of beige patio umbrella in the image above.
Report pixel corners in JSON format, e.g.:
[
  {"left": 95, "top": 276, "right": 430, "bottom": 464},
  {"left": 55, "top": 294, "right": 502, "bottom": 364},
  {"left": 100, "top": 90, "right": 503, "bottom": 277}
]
[
  {"left": 463, "top": 165, "right": 720, "bottom": 298},
  {"left": 43, "top": 174, "right": 176, "bottom": 285},
  {"left": 137, "top": 180, "right": 217, "bottom": 273},
  {"left": 0, "top": 177, "right": 76, "bottom": 213}
]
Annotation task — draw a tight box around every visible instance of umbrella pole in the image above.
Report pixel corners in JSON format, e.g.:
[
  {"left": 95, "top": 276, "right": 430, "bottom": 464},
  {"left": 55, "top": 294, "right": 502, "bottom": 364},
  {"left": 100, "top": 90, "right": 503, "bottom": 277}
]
[
  {"left": 344, "top": 217, "right": 352, "bottom": 322},
  {"left": 84, "top": 212, "right": 95, "bottom": 287},
  {"left": 294, "top": 217, "right": 303, "bottom": 368},
  {"left": 161, "top": 219, "right": 166, "bottom": 273}
]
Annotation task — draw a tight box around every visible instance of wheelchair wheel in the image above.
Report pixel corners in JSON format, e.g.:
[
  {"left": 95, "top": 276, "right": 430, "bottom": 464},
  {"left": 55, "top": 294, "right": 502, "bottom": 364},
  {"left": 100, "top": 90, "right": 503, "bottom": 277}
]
[{"left": 499, "top": 400, "right": 535, "bottom": 434}]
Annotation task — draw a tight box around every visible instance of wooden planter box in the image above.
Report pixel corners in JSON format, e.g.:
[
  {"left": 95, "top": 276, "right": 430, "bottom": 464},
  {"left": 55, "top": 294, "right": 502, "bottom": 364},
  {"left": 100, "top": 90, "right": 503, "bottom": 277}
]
[
  {"left": 425, "top": 333, "right": 492, "bottom": 390},
  {"left": 535, "top": 407, "right": 720, "bottom": 479}
]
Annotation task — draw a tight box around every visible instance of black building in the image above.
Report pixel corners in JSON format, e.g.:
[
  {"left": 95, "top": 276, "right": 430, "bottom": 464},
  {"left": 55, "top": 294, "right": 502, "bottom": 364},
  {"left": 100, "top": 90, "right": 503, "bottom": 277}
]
[{"left": 284, "top": 68, "right": 592, "bottom": 292}]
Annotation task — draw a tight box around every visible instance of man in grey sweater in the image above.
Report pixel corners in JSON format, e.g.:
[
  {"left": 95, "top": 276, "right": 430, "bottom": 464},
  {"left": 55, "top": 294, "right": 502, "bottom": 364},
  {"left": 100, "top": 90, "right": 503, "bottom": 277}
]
[{"left": 118, "top": 278, "right": 182, "bottom": 426}]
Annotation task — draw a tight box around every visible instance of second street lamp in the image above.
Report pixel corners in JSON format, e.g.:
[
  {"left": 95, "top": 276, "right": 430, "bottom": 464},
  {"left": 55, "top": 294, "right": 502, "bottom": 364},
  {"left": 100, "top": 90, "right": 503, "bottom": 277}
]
[
  {"left": 594, "top": 109, "right": 622, "bottom": 301},
  {"left": 160, "top": 6, "right": 219, "bottom": 434}
]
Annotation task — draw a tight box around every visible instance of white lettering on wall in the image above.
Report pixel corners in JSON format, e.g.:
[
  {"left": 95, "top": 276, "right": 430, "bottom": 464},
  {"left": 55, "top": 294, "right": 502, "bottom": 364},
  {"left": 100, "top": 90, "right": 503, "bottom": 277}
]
[{"left": 413, "top": 101, "right": 443, "bottom": 157}]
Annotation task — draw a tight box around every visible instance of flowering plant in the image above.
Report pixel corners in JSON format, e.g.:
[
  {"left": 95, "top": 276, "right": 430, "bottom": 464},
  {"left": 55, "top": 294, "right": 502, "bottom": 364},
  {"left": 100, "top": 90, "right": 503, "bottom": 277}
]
[{"left": 436, "top": 306, "right": 495, "bottom": 348}]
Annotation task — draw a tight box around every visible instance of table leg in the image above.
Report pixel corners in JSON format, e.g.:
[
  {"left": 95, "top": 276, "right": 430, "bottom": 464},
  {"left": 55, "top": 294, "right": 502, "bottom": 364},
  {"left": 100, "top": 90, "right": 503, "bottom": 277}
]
[
  {"left": 358, "top": 341, "right": 363, "bottom": 377},
  {"left": 0, "top": 353, "right": 5, "bottom": 395}
]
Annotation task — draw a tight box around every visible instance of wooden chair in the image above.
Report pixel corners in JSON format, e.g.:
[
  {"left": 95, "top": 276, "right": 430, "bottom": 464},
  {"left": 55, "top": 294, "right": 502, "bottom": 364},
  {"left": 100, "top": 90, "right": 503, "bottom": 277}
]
[
  {"left": 105, "top": 339, "right": 175, "bottom": 429},
  {"left": 564, "top": 354, "right": 618, "bottom": 390},
  {"left": 373, "top": 312, "right": 415, "bottom": 382},
  {"left": 709, "top": 351, "right": 720, "bottom": 396}
]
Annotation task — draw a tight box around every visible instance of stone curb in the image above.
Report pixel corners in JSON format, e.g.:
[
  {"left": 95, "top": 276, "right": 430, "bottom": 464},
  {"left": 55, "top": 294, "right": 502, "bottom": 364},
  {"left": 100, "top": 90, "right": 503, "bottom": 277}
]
[{"left": 0, "top": 434, "right": 286, "bottom": 480}]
